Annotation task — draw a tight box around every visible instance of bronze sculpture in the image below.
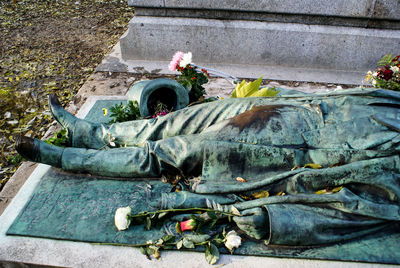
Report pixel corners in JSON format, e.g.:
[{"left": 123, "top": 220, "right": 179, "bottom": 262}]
[{"left": 15, "top": 87, "right": 400, "bottom": 246}]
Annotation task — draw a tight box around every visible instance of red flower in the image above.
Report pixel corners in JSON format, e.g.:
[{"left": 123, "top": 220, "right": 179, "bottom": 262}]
[
  {"left": 383, "top": 69, "right": 393, "bottom": 80},
  {"left": 180, "top": 219, "right": 196, "bottom": 232},
  {"left": 191, "top": 77, "right": 196, "bottom": 80},
  {"left": 392, "top": 55, "right": 400, "bottom": 63}
]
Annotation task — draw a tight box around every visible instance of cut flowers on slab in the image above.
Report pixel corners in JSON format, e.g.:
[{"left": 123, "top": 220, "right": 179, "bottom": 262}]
[
  {"left": 169, "top": 51, "right": 210, "bottom": 102},
  {"left": 365, "top": 54, "right": 400, "bottom": 91},
  {"left": 110, "top": 203, "right": 242, "bottom": 264}
]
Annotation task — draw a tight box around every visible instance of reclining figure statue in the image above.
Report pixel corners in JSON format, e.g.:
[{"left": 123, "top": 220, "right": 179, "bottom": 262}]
[{"left": 15, "top": 87, "right": 400, "bottom": 247}]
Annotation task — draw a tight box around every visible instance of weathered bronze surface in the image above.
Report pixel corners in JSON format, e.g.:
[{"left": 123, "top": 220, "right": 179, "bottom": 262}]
[{"left": 12, "top": 87, "right": 400, "bottom": 259}]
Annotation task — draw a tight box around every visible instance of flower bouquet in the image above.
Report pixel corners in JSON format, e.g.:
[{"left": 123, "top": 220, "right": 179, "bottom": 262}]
[
  {"left": 168, "top": 51, "right": 209, "bottom": 103},
  {"left": 113, "top": 203, "right": 242, "bottom": 264},
  {"left": 365, "top": 54, "right": 400, "bottom": 91}
]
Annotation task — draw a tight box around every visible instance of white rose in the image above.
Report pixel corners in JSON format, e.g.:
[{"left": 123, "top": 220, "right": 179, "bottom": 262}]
[
  {"left": 179, "top": 52, "right": 192, "bottom": 67},
  {"left": 390, "top": 66, "right": 400, "bottom": 73},
  {"left": 114, "top": 206, "right": 131, "bottom": 231},
  {"left": 224, "top": 230, "right": 242, "bottom": 253}
]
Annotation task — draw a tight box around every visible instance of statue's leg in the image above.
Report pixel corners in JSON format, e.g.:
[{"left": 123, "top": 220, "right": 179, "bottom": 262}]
[
  {"left": 16, "top": 130, "right": 219, "bottom": 177},
  {"left": 107, "top": 98, "right": 258, "bottom": 147},
  {"left": 49, "top": 94, "right": 109, "bottom": 149},
  {"left": 61, "top": 132, "right": 215, "bottom": 177},
  {"left": 49, "top": 94, "right": 259, "bottom": 149}
]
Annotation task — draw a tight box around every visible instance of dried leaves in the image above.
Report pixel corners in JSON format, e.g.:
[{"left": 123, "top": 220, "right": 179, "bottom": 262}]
[{"left": 0, "top": 0, "right": 134, "bottom": 189}]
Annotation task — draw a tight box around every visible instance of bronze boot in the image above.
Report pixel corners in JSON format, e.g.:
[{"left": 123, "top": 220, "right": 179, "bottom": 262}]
[
  {"left": 49, "top": 94, "right": 108, "bottom": 149},
  {"left": 15, "top": 136, "right": 63, "bottom": 168}
]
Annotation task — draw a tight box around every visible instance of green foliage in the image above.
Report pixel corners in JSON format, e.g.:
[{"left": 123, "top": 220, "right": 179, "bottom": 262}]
[
  {"left": 374, "top": 79, "right": 400, "bottom": 91},
  {"left": 231, "top": 77, "right": 280, "bottom": 98},
  {"left": 366, "top": 54, "right": 400, "bottom": 91},
  {"left": 377, "top": 54, "right": 396, "bottom": 67},
  {"left": 115, "top": 205, "right": 241, "bottom": 264},
  {"left": 177, "top": 66, "right": 209, "bottom": 102},
  {"left": 108, "top": 100, "right": 142, "bottom": 123},
  {"left": 45, "top": 129, "right": 69, "bottom": 147},
  {"left": 205, "top": 243, "right": 220, "bottom": 265},
  {"left": 7, "top": 154, "right": 23, "bottom": 166}
]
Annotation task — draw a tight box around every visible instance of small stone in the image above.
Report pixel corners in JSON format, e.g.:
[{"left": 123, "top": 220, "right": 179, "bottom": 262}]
[
  {"left": 125, "top": 77, "right": 136, "bottom": 86},
  {"left": 110, "top": 82, "right": 120, "bottom": 88},
  {"left": 4, "top": 112, "right": 11, "bottom": 119},
  {"left": 7, "top": 120, "right": 19, "bottom": 125},
  {"left": 294, "top": 82, "right": 300, "bottom": 87},
  {"left": 267, "top": 82, "right": 280, "bottom": 87}
]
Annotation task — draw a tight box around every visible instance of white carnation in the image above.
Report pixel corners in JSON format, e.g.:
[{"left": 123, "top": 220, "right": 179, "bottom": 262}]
[
  {"left": 179, "top": 52, "right": 192, "bottom": 67},
  {"left": 224, "top": 230, "right": 242, "bottom": 253},
  {"left": 114, "top": 206, "right": 131, "bottom": 231},
  {"left": 390, "top": 66, "right": 400, "bottom": 73}
]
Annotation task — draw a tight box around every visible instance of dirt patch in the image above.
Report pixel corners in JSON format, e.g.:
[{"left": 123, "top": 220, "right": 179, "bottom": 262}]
[{"left": 0, "top": 0, "right": 134, "bottom": 190}]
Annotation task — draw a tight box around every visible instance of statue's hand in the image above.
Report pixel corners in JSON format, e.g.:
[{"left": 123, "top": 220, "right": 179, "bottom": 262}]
[{"left": 233, "top": 207, "right": 269, "bottom": 240}]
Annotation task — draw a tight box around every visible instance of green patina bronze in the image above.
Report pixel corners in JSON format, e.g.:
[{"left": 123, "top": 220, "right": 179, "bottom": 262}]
[
  {"left": 127, "top": 78, "right": 189, "bottom": 117},
  {"left": 10, "top": 85, "right": 400, "bottom": 262}
]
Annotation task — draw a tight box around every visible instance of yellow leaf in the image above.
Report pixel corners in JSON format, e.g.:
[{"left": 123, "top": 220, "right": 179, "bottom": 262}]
[
  {"left": 231, "top": 77, "right": 263, "bottom": 98},
  {"left": 304, "top": 163, "right": 322, "bottom": 169},
  {"left": 291, "top": 166, "right": 300, "bottom": 171},
  {"left": 239, "top": 194, "right": 251, "bottom": 200},
  {"left": 102, "top": 108, "right": 108, "bottom": 116},
  {"left": 248, "top": 87, "right": 280, "bottom": 97},
  {"left": 315, "top": 186, "right": 343, "bottom": 194},
  {"left": 8, "top": 77, "right": 13, "bottom": 82},
  {"left": 252, "top": 190, "right": 270, "bottom": 199},
  {"left": 276, "top": 191, "right": 286, "bottom": 196},
  {"left": 315, "top": 189, "right": 327, "bottom": 194},
  {"left": 230, "top": 205, "right": 241, "bottom": 216},
  {"left": 331, "top": 186, "right": 343, "bottom": 193},
  {"left": 231, "top": 77, "right": 280, "bottom": 98}
]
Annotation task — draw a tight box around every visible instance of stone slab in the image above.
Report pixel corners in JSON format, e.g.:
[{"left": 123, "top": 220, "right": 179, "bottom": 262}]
[
  {"left": 128, "top": 0, "right": 400, "bottom": 20},
  {"left": 133, "top": 8, "right": 400, "bottom": 30},
  {"left": 120, "top": 16, "right": 400, "bottom": 71},
  {"left": 97, "top": 42, "right": 366, "bottom": 85},
  {"left": 0, "top": 95, "right": 396, "bottom": 268},
  {"left": 0, "top": 162, "right": 37, "bottom": 215}
]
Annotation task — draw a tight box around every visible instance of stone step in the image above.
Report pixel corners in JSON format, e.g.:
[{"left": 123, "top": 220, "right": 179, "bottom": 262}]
[
  {"left": 128, "top": 0, "right": 400, "bottom": 29},
  {"left": 118, "top": 16, "right": 400, "bottom": 84}
]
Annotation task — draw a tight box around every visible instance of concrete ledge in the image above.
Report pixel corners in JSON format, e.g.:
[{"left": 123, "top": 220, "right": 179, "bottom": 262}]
[
  {"left": 97, "top": 43, "right": 365, "bottom": 85},
  {"left": 128, "top": 0, "right": 400, "bottom": 21},
  {"left": 119, "top": 16, "right": 399, "bottom": 78},
  {"left": 133, "top": 8, "right": 400, "bottom": 29}
]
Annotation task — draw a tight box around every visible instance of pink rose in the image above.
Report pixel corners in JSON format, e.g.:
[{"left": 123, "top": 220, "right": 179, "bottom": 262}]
[
  {"left": 168, "top": 51, "right": 184, "bottom": 71},
  {"left": 180, "top": 219, "right": 196, "bottom": 232}
]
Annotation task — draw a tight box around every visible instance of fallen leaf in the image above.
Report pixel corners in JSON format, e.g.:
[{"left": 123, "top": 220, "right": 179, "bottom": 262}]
[
  {"left": 315, "top": 186, "right": 343, "bottom": 194},
  {"left": 236, "top": 177, "right": 247, "bottom": 183},
  {"left": 304, "top": 163, "right": 322, "bottom": 169},
  {"left": 252, "top": 190, "right": 269, "bottom": 199}
]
